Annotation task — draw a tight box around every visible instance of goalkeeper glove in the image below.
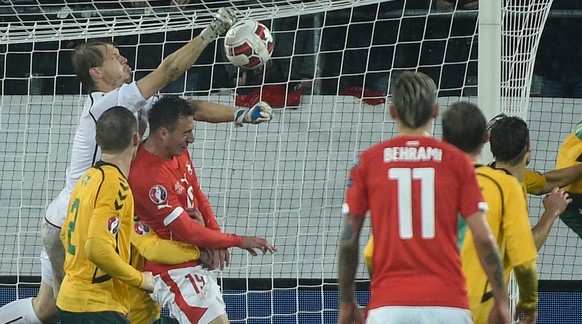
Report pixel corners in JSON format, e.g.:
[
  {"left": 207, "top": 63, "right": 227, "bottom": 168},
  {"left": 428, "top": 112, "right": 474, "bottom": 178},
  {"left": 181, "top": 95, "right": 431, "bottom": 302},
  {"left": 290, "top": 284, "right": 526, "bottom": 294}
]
[
  {"left": 200, "top": 7, "right": 237, "bottom": 45},
  {"left": 234, "top": 101, "right": 273, "bottom": 127}
]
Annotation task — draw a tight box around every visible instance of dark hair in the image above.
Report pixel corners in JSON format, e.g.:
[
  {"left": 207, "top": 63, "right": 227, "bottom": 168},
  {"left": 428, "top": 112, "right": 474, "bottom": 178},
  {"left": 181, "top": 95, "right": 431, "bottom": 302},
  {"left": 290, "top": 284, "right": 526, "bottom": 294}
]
[
  {"left": 442, "top": 101, "right": 487, "bottom": 154},
  {"left": 71, "top": 40, "right": 116, "bottom": 93},
  {"left": 488, "top": 114, "right": 529, "bottom": 166},
  {"left": 96, "top": 106, "right": 138, "bottom": 154},
  {"left": 391, "top": 71, "right": 437, "bottom": 129},
  {"left": 148, "top": 95, "right": 195, "bottom": 133}
]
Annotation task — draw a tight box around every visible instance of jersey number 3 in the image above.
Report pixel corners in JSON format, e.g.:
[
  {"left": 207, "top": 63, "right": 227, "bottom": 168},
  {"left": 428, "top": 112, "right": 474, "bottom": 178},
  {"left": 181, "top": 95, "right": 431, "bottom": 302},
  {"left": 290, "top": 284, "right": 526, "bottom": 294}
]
[{"left": 389, "top": 167, "right": 435, "bottom": 240}]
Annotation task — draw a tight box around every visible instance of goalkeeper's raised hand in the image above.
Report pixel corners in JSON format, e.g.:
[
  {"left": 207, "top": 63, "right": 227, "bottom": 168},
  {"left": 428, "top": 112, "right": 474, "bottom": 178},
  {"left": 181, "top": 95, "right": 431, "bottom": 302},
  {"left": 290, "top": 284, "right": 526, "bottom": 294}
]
[
  {"left": 200, "top": 7, "right": 237, "bottom": 45},
  {"left": 234, "top": 101, "right": 273, "bottom": 126}
]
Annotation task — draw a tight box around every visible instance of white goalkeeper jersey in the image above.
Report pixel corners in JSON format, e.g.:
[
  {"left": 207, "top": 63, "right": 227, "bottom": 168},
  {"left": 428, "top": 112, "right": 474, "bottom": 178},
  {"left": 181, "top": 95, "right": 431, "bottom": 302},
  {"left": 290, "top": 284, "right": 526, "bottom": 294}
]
[{"left": 45, "top": 81, "right": 155, "bottom": 226}]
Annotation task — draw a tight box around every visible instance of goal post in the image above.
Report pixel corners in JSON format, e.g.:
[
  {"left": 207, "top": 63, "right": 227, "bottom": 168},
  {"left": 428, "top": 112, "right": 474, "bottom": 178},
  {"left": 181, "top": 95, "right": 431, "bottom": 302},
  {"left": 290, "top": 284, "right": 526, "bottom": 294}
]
[{"left": 1, "top": 0, "right": 578, "bottom": 322}]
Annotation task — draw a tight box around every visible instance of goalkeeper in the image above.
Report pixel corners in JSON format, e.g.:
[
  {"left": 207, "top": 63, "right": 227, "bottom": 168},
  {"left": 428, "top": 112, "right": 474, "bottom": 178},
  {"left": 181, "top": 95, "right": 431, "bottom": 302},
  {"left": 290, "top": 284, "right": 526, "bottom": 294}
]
[
  {"left": 555, "top": 121, "right": 582, "bottom": 239},
  {"left": 0, "top": 7, "right": 273, "bottom": 324}
]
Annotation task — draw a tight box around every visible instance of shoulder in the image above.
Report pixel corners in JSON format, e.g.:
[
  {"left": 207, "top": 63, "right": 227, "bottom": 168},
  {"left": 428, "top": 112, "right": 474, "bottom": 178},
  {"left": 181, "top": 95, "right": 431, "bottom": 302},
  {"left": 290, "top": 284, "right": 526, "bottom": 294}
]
[
  {"left": 524, "top": 169, "right": 545, "bottom": 182},
  {"left": 98, "top": 165, "right": 130, "bottom": 190},
  {"left": 478, "top": 166, "right": 523, "bottom": 193},
  {"left": 130, "top": 158, "right": 172, "bottom": 194}
]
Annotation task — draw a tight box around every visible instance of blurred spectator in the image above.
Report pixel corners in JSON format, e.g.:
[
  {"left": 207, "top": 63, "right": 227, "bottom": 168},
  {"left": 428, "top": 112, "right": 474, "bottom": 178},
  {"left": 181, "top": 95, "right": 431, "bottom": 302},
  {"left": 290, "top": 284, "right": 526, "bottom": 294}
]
[
  {"left": 434, "top": 0, "right": 478, "bottom": 10},
  {"left": 535, "top": 17, "right": 582, "bottom": 98},
  {"left": 422, "top": 1, "right": 478, "bottom": 97}
]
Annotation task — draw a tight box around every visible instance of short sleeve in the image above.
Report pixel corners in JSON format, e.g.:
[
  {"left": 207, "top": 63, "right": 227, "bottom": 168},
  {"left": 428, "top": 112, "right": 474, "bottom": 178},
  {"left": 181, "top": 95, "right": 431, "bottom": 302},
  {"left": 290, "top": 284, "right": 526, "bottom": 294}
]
[
  {"left": 344, "top": 155, "right": 369, "bottom": 218},
  {"left": 457, "top": 155, "right": 487, "bottom": 219},
  {"left": 524, "top": 169, "right": 546, "bottom": 195},
  {"left": 567, "top": 140, "right": 582, "bottom": 162}
]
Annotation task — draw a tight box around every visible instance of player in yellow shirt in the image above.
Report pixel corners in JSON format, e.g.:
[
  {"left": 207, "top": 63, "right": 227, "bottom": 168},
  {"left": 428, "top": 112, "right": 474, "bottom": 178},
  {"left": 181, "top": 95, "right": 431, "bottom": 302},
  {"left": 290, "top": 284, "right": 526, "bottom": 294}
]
[
  {"left": 363, "top": 121, "right": 579, "bottom": 276},
  {"left": 364, "top": 103, "right": 567, "bottom": 323},
  {"left": 57, "top": 106, "right": 153, "bottom": 323},
  {"left": 555, "top": 121, "right": 582, "bottom": 238},
  {"left": 446, "top": 106, "right": 538, "bottom": 323},
  {"left": 486, "top": 114, "right": 573, "bottom": 250}
]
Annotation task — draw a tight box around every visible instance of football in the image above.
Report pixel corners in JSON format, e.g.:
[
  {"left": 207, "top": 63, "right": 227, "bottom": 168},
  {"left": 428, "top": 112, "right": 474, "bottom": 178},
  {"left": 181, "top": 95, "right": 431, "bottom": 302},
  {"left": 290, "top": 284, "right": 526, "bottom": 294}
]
[{"left": 224, "top": 20, "right": 274, "bottom": 70}]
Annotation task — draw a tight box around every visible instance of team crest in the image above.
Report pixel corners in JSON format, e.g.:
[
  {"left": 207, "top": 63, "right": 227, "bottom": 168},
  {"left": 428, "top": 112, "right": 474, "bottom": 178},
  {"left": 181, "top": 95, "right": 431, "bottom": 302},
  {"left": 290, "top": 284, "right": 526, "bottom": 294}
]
[
  {"left": 107, "top": 216, "right": 120, "bottom": 235},
  {"left": 134, "top": 221, "right": 150, "bottom": 236},
  {"left": 149, "top": 184, "right": 168, "bottom": 205},
  {"left": 174, "top": 181, "right": 184, "bottom": 195}
]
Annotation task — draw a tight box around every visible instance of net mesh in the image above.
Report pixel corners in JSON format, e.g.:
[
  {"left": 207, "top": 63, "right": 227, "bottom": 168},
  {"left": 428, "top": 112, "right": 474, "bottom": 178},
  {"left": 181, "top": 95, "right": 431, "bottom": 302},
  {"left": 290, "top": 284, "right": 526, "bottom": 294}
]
[{"left": 1, "top": 0, "right": 580, "bottom": 322}]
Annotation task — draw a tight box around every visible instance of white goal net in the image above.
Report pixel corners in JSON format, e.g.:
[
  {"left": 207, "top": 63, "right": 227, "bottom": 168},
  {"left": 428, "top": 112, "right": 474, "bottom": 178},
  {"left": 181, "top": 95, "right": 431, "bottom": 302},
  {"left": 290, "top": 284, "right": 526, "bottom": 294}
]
[{"left": 1, "top": 0, "right": 579, "bottom": 322}]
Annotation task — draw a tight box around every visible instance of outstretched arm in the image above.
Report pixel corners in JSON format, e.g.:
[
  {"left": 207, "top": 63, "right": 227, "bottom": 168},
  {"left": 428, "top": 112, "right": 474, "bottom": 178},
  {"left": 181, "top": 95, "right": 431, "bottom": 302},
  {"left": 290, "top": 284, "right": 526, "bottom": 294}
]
[
  {"left": 189, "top": 100, "right": 273, "bottom": 126},
  {"left": 131, "top": 222, "right": 201, "bottom": 264},
  {"left": 537, "top": 164, "right": 582, "bottom": 195},
  {"left": 136, "top": 8, "right": 236, "bottom": 99}
]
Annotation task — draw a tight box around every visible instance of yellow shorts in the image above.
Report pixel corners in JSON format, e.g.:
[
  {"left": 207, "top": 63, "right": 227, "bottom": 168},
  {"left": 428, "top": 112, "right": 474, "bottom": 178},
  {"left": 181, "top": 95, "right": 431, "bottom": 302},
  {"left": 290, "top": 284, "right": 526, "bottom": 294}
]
[{"left": 128, "top": 287, "right": 160, "bottom": 324}]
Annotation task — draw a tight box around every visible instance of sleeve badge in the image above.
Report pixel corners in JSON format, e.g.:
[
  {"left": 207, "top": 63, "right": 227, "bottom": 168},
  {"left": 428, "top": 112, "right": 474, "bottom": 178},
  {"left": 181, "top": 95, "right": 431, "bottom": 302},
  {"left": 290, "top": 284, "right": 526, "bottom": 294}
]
[
  {"left": 134, "top": 221, "right": 151, "bottom": 236},
  {"left": 107, "top": 216, "right": 120, "bottom": 235},
  {"left": 149, "top": 184, "right": 168, "bottom": 205}
]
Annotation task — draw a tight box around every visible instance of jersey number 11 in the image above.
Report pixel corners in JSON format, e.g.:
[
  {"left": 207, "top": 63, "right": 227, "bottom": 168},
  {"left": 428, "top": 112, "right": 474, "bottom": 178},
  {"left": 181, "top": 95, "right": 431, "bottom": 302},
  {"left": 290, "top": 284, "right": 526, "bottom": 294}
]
[{"left": 389, "top": 167, "right": 435, "bottom": 240}]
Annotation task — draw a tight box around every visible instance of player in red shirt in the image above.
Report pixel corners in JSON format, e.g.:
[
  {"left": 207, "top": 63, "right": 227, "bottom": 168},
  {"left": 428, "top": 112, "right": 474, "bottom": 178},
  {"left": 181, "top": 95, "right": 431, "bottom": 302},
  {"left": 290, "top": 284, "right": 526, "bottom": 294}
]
[
  {"left": 337, "top": 71, "right": 510, "bottom": 324},
  {"left": 129, "top": 95, "right": 276, "bottom": 323}
]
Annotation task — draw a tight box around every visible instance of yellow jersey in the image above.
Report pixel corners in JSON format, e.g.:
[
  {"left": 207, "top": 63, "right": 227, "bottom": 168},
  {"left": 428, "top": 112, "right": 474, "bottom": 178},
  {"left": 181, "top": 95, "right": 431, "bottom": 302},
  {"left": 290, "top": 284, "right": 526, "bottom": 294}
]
[
  {"left": 58, "top": 161, "right": 143, "bottom": 314},
  {"left": 461, "top": 165, "right": 537, "bottom": 323},
  {"left": 523, "top": 169, "right": 547, "bottom": 195},
  {"left": 556, "top": 124, "right": 582, "bottom": 194}
]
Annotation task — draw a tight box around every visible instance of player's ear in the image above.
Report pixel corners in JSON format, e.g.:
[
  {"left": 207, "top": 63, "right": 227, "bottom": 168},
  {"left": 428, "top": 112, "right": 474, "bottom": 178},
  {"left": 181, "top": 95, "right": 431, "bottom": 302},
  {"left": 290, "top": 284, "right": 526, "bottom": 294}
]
[
  {"left": 157, "top": 127, "right": 168, "bottom": 140},
  {"left": 89, "top": 67, "right": 100, "bottom": 81},
  {"left": 432, "top": 104, "right": 439, "bottom": 118},
  {"left": 132, "top": 132, "right": 139, "bottom": 148},
  {"left": 389, "top": 105, "right": 397, "bottom": 119}
]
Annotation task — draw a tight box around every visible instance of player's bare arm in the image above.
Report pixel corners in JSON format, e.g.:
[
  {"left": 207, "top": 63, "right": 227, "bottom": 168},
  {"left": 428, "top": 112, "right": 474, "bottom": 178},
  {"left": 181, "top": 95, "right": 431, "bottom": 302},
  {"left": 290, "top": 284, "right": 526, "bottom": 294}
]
[
  {"left": 532, "top": 187, "right": 572, "bottom": 250},
  {"left": 537, "top": 164, "right": 582, "bottom": 195},
  {"left": 337, "top": 213, "right": 364, "bottom": 324},
  {"left": 188, "top": 100, "right": 273, "bottom": 125},
  {"left": 136, "top": 8, "right": 236, "bottom": 99},
  {"left": 338, "top": 213, "right": 363, "bottom": 303}
]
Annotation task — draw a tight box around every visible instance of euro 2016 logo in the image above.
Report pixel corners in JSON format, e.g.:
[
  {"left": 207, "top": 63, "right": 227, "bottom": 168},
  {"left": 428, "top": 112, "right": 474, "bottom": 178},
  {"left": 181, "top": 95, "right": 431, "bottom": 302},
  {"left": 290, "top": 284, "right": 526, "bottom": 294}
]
[
  {"left": 107, "top": 216, "right": 120, "bottom": 235},
  {"left": 134, "top": 221, "right": 150, "bottom": 236},
  {"left": 149, "top": 184, "right": 168, "bottom": 205}
]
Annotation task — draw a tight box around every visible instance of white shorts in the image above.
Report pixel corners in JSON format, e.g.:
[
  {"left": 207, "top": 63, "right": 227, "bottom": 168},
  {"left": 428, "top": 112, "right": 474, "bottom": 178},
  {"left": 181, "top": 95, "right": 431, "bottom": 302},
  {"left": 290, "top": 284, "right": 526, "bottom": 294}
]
[
  {"left": 151, "top": 266, "right": 226, "bottom": 324},
  {"left": 39, "top": 248, "right": 53, "bottom": 287},
  {"left": 44, "top": 189, "right": 70, "bottom": 228},
  {"left": 366, "top": 306, "right": 473, "bottom": 324}
]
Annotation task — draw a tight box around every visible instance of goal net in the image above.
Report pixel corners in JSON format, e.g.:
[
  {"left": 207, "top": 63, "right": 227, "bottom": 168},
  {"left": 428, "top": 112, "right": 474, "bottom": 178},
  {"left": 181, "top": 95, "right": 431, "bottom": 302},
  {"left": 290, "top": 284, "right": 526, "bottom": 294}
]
[{"left": 1, "top": 0, "right": 579, "bottom": 322}]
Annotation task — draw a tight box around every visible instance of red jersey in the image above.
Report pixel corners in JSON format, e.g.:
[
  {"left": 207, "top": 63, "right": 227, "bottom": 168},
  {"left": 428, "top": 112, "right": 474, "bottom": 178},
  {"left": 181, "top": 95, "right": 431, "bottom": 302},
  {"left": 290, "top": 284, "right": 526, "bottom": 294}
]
[
  {"left": 344, "top": 136, "right": 487, "bottom": 310},
  {"left": 129, "top": 145, "right": 243, "bottom": 274}
]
